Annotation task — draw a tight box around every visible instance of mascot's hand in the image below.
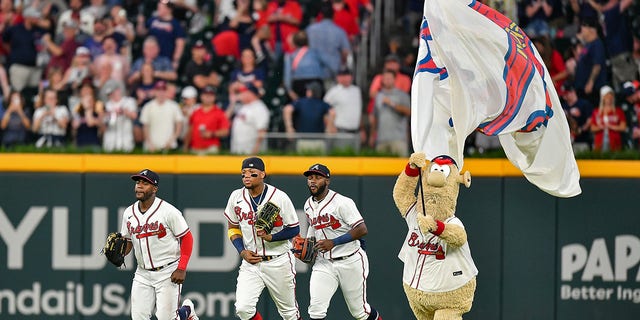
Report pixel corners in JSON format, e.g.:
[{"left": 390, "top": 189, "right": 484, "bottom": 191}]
[
  {"left": 417, "top": 213, "right": 438, "bottom": 234},
  {"left": 409, "top": 152, "right": 427, "bottom": 169}
]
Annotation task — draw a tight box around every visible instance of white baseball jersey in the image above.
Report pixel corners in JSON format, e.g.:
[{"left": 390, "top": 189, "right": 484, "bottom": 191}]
[
  {"left": 224, "top": 184, "right": 299, "bottom": 256},
  {"left": 304, "top": 189, "right": 376, "bottom": 320},
  {"left": 398, "top": 204, "right": 478, "bottom": 292},
  {"left": 33, "top": 105, "right": 69, "bottom": 136},
  {"left": 304, "top": 189, "right": 364, "bottom": 259},
  {"left": 103, "top": 96, "right": 137, "bottom": 152},
  {"left": 229, "top": 100, "right": 270, "bottom": 154},
  {"left": 120, "top": 197, "right": 190, "bottom": 270}
]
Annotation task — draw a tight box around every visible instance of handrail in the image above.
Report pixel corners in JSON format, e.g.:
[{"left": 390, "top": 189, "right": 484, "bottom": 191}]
[{"left": 264, "top": 132, "right": 360, "bottom": 154}]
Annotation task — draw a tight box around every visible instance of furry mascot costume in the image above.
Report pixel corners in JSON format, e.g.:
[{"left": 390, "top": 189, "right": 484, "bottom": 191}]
[{"left": 393, "top": 152, "right": 477, "bottom": 320}]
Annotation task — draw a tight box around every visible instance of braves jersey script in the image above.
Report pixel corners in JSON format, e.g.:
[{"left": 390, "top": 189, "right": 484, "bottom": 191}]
[
  {"left": 304, "top": 189, "right": 364, "bottom": 259},
  {"left": 224, "top": 184, "right": 299, "bottom": 256},
  {"left": 398, "top": 204, "right": 478, "bottom": 292},
  {"left": 120, "top": 197, "right": 190, "bottom": 270}
]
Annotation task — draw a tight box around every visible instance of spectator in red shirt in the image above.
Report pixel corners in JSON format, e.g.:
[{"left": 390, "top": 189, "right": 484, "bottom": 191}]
[
  {"left": 265, "top": 0, "right": 303, "bottom": 57},
  {"left": 331, "top": 0, "right": 359, "bottom": 41},
  {"left": 532, "top": 36, "right": 568, "bottom": 94},
  {"left": 42, "top": 20, "right": 81, "bottom": 77},
  {"left": 183, "top": 85, "right": 230, "bottom": 154},
  {"left": 590, "top": 85, "right": 627, "bottom": 152}
]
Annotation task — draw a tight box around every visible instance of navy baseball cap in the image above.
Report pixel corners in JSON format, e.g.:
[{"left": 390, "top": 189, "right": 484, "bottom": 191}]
[
  {"left": 131, "top": 169, "right": 159, "bottom": 186},
  {"left": 304, "top": 163, "right": 330, "bottom": 178},
  {"left": 242, "top": 157, "right": 265, "bottom": 171}
]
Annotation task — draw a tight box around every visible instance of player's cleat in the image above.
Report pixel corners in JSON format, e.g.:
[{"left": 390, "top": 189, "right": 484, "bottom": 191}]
[{"left": 177, "top": 299, "right": 199, "bottom": 320}]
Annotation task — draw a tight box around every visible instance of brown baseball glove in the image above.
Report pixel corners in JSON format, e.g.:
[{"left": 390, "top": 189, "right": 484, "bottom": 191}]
[{"left": 292, "top": 235, "right": 317, "bottom": 264}]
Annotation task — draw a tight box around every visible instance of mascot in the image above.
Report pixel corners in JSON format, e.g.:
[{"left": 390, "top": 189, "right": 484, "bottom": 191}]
[{"left": 393, "top": 152, "right": 477, "bottom": 320}]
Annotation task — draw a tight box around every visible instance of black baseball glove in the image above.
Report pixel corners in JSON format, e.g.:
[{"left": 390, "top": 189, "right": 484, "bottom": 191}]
[
  {"left": 292, "top": 235, "right": 317, "bottom": 264},
  {"left": 255, "top": 201, "right": 281, "bottom": 234},
  {"left": 101, "top": 232, "right": 127, "bottom": 267}
]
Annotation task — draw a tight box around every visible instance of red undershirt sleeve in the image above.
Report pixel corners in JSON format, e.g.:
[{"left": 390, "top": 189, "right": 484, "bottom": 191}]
[{"left": 178, "top": 230, "right": 193, "bottom": 270}]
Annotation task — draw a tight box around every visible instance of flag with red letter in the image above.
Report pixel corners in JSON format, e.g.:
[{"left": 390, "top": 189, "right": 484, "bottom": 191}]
[{"left": 411, "top": 0, "right": 581, "bottom": 197}]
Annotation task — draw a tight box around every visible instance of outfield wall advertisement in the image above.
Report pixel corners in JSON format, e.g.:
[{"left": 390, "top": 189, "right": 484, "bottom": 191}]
[{"left": 0, "top": 173, "right": 639, "bottom": 319}]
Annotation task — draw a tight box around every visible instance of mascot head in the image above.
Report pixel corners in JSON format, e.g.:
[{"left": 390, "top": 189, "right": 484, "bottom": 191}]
[{"left": 419, "top": 155, "right": 471, "bottom": 221}]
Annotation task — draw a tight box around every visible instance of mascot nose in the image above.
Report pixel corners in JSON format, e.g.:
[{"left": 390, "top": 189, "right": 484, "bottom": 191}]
[{"left": 427, "top": 171, "right": 446, "bottom": 187}]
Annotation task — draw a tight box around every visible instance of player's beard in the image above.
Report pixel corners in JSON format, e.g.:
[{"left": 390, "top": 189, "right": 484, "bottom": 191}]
[{"left": 308, "top": 183, "right": 327, "bottom": 199}]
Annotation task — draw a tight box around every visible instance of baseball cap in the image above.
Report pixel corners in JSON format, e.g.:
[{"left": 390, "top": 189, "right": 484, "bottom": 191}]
[
  {"left": 242, "top": 157, "right": 265, "bottom": 171},
  {"left": 192, "top": 39, "right": 206, "bottom": 49},
  {"left": 75, "top": 46, "right": 90, "bottom": 56},
  {"left": 22, "top": 7, "right": 41, "bottom": 19},
  {"left": 431, "top": 155, "right": 458, "bottom": 168},
  {"left": 181, "top": 85, "right": 197, "bottom": 99},
  {"left": 600, "top": 85, "right": 614, "bottom": 98},
  {"left": 201, "top": 85, "right": 217, "bottom": 95},
  {"left": 622, "top": 81, "right": 639, "bottom": 97},
  {"left": 303, "top": 163, "right": 330, "bottom": 178},
  {"left": 131, "top": 169, "right": 160, "bottom": 186},
  {"left": 337, "top": 66, "right": 351, "bottom": 75},
  {"left": 154, "top": 81, "right": 167, "bottom": 90}
]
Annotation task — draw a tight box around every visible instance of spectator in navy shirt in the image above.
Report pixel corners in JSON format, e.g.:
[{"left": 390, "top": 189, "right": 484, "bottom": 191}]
[
  {"left": 228, "top": 48, "right": 266, "bottom": 104},
  {"left": 587, "top": 0, "right": 638, "bottom": 90},
  {"left": 2, "top": 7, "right": 47, "bottom": 92},
  {"left": 523, "top": 0, "right": 556, "bottom": 38},
  {"left": 574, "top": 18, "right": 608, "bottom": 106},
  {"left": 282, "top": 81, "right": 336, "bottom": 153},
  {"left": 136, "top": 0, "right": 186, "bottom": 70}
]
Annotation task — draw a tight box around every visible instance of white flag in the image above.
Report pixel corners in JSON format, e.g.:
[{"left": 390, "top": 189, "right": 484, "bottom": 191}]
[{"left": 411, "top": 0, "right": 581, "bottom": 197}]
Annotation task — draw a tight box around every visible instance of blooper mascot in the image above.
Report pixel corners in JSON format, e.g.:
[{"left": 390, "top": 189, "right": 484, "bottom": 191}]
[{"left": 393, "top": 152, "right": 477, "bottom": 320}]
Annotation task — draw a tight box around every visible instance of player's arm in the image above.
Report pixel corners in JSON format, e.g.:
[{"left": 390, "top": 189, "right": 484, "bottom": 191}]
[
  {"left": 170, "top": 230, "right": 194, "bottom": 284},
  {"left": 315, "top": 222, "right": 367, "bottom": 253},
  {"left": 228, "top": 222, "right": 262, "bottom": 264},
  {"left": 260, "top": 196, "right": 300, "bottom": 242}
]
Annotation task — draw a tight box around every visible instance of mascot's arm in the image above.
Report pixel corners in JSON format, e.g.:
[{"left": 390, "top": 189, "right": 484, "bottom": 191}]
[
  {"left": 418, "top": 214, "right": 468, "bottom": 249},
  {"left": 393, "top": 153, "right": 426, "bottom": 217}
]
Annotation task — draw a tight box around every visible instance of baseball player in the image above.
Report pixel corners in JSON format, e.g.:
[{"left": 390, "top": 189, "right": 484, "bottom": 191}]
[
  {"left": 120, "top": 169, "right": 199, "bottom": 320},
  {"left": 224, "top": 157, "right": 302, "bottom": 320},
  {"left": 302, "top": 163, "right": 383, "bottom": 320}
]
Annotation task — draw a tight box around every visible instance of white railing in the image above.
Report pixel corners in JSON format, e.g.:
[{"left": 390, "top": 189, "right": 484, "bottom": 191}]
[{"left": 264, "top": 132, "right": 360, "bottom": 154}]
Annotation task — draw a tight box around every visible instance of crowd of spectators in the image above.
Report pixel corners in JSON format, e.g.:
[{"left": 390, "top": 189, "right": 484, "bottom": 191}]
[
  {"left": 0, "top": 0, "right": 638, "bottom": 156},
  {"left": 471, "top": 0, "right": 640, "bottom": 154}
]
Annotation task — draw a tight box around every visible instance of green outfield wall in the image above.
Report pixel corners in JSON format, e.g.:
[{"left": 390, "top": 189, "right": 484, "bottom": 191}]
[{"left": 0, "top": 155, "right": 639, "bottom": 319}]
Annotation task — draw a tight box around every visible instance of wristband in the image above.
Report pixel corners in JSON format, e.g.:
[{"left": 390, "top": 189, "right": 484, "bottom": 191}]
[
  {"left": 405, "top": 163, "right": 420, "bottom": 177},
  {"left": 332, "top": 232, "right": 353, "bottom": 246},
  {"left": 431, "top": 220, "right": 445, "bottom": 236},
  {"left": 228, "top": 228, "right": 242, "bottom": 239},
  {"left": 232, "top": 237, "right": 245, "bottom": 254}
]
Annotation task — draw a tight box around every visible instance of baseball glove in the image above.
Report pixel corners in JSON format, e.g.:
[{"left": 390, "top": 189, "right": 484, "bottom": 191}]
[
  {"left": 292, "top": 235, "right": 317, "bottom": 264},
  {"left": 101, "top": 232, "right": 127, "bottom": 267},
  {"left": 255, "top": 201, "right": 281, "bottom": 234}
]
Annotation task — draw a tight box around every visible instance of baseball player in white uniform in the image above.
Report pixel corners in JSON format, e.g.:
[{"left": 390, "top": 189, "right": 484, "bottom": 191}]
[
  {"left": 302, "top": 164, "right": 383, "bottom": 320},
  {"left": 224, "top": 157, "right": 302, "bottom": 320},
  {"left": 120, "top": 169, "right": 199, "bottom": 320}
]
